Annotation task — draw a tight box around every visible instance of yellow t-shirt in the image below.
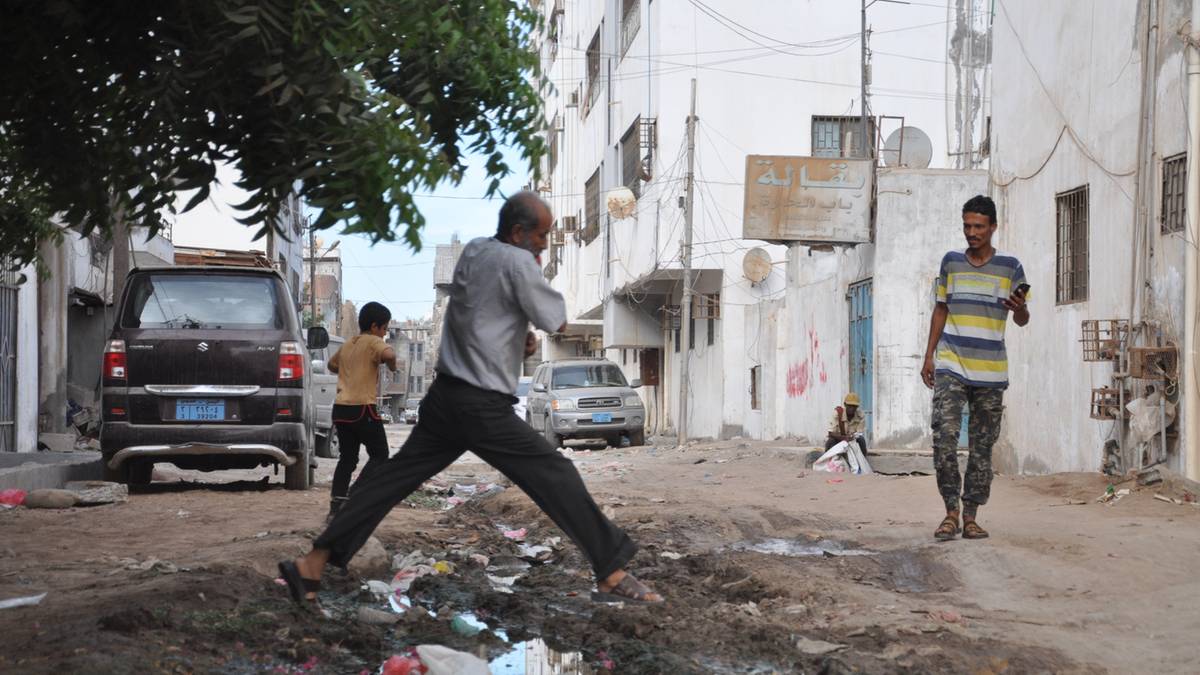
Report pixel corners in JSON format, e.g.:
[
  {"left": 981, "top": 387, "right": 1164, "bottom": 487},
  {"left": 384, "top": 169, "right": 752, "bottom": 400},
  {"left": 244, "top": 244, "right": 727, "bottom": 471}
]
[{"left": 330, "top": 335, "right": 389, "bottom": 405}]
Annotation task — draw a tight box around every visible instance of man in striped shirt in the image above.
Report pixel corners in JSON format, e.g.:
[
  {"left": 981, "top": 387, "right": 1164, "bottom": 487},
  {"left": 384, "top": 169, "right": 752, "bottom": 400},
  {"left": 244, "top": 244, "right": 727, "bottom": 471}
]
[{"left": 921, "top": 195, "right": 1030, "bottom": 541}]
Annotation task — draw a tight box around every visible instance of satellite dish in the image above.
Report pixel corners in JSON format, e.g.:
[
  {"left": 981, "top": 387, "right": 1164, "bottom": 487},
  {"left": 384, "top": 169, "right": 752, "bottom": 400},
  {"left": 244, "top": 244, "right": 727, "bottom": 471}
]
[
  {"left": 882, "top": 126, "right": 933, "bottom": 169},
  {"left": 742, "top": 248, "right": 772, "bottom": 283},
  {"left": 606, "top": 187, "right": 637, "bottom": 219}
]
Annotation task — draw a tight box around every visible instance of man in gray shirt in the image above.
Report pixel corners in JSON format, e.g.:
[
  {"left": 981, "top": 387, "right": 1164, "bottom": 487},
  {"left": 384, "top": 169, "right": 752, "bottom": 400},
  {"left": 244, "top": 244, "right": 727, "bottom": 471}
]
[{"left": 280, "top": 192, "right": 662, "bottom": 605}]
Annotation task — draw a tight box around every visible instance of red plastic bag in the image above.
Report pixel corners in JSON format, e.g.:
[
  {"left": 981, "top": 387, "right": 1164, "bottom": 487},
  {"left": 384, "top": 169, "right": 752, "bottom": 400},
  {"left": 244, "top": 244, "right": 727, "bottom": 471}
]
[
  {"left": 381, "top": 651, "right": 426, "bottom": 675},
  {"left": 0, "top": 489, "right": 26, "bottom": 507}
]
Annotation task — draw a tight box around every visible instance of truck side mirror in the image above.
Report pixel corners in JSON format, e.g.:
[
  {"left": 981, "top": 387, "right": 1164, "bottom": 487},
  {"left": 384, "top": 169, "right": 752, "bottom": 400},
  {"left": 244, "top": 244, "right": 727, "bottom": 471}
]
[
  {"left": 532, "top": 383, "right": 547, "bottom": 393},
  {"left": 630, "top": 378, "right": 643, "bottom": 388},
  {"left": 307, "top": 326, "right": 329, "bottom": 350}
]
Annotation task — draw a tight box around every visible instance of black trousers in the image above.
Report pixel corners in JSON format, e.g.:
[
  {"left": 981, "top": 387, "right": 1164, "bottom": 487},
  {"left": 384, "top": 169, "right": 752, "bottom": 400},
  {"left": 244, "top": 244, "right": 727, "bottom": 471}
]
[
  {"left": 330, "top": 404, "right": 390, "bottom": 500},
  {"left": 314, "top": 375, "right": 637, "bottom": 579},
  {"left": 825, "top": 436, "right": 868, "bottom": 456}
]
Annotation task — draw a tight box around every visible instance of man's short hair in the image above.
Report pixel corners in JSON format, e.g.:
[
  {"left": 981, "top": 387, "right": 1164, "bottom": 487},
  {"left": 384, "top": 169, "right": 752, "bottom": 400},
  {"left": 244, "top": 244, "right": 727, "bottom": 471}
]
[
  {"left": 496, "top": 191, "right": 547, "bottom": 241},
  {"left": 358, "top": 301, "right": 392, "bottom": 332},
  {"left": 962, "top": 194, "right": 997, "bottom": 225}
]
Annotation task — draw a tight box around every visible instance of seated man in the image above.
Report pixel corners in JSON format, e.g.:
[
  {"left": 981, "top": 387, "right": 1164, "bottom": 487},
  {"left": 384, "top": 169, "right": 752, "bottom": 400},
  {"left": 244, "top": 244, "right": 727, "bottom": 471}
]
[{"left": 825, "top": 393, "right": 868, "bottom": 456}]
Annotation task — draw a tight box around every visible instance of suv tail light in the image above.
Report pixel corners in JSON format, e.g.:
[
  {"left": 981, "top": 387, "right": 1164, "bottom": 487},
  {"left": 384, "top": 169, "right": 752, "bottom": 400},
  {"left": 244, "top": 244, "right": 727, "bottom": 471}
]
[
  {"left": 278, "top": 341, "right": 304, "bottom": 382},
  {"left": 104, "top": 340, "right": 127, "bottom": 381}
]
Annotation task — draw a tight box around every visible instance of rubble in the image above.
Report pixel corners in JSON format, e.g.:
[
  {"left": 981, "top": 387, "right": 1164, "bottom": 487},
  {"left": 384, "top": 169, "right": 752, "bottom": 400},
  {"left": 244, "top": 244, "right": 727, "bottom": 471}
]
[
  {"left": 348, "top": 536, "right": 390, "bottom": 576},
  {"left": 23, "top": 489, "right": 79, "bottom": 509},
  {"left": 64, "top": 480, "right": 128, "bottom": 506}
]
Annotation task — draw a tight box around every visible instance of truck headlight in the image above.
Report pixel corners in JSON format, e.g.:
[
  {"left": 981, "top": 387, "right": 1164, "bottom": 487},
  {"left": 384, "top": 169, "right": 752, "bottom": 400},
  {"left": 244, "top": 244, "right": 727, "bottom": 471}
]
[
  {"left": 623, "top": 395, "right": 643, "bottom": 408},
  {"left": 551, "top": 399, "right": 575, "bottom": 411}
]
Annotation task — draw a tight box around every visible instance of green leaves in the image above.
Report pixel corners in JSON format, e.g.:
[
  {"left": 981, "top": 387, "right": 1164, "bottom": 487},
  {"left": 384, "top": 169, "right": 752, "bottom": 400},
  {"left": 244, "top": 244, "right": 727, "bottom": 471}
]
[{"left": 0, "top": 0, "right": 546, "bottom": 265}]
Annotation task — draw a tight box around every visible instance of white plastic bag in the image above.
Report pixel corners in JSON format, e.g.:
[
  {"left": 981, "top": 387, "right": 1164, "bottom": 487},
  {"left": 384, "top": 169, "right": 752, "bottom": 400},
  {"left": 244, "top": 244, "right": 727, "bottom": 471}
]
[
  {"left": 814, "top": 442, "right": 851, "bottom": 473},
  {"left": 415, "top": 644, "right": 490, "bottom": 675}
]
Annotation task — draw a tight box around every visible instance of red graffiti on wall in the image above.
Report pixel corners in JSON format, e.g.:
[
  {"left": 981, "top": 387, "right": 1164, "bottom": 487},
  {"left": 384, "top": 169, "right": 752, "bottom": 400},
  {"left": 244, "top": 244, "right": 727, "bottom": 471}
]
[{"left": 787, "top": 326, "right": 829, "bottom": 398}]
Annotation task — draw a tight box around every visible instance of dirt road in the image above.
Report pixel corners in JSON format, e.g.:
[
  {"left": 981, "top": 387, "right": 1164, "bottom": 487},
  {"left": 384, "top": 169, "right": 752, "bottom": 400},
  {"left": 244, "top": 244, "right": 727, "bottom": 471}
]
[{"left": 1, "top": 428, "right": 1197, "bottom": 674}]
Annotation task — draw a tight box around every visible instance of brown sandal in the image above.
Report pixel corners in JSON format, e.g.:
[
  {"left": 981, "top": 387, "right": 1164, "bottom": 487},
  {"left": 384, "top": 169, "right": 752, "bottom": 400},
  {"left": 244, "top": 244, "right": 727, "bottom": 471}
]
[
  {"left": 962, "top": 521, "right": 989, "bottom": 539},
  {"left": 592, "top": 573, "right": 664, "bottom": 604},
  {"left": 934, "top": 514, "right": 960, "bottom": 541}
]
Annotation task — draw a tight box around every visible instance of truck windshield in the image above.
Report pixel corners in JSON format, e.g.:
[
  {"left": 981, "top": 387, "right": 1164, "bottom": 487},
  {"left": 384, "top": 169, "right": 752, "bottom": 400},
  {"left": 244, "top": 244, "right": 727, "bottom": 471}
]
[
  {"left": 551, "top": 364, "right": 628, "bottom": 389},
  {"left": 122, "top": 274, "right": 283, "bottom": 329}
]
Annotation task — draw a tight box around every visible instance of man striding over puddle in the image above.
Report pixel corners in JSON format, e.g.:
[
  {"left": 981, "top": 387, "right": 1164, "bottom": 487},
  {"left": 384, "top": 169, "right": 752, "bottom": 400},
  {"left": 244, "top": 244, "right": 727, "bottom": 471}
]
[{"left": 279, "top": 192, "right": 663, "bottom": 605}]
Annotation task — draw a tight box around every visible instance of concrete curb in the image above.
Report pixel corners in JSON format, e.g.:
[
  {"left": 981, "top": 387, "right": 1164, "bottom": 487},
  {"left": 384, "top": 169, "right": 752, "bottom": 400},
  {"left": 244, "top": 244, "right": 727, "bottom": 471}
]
[{"left": 0, "top": 452, "right": 104, "bottom": 491}]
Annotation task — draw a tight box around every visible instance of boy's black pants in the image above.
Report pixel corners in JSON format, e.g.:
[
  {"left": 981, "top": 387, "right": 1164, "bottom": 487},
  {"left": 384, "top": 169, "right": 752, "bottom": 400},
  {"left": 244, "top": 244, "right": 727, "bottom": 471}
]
[{"left": 330, "top": 404, "right": 390, "bottom": 500}]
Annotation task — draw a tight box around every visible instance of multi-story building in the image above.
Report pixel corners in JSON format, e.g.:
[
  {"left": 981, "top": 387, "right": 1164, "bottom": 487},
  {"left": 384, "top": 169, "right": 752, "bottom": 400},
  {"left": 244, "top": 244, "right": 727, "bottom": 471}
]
[
  {"left": 989, "top": 0, "right": 1195, "bottom": 476},
  {"left": 535, "top": 0, "right": 987, "bottom": 441},
  {"left": 303, "top": 240, "right": 343, "bottom": 335}
]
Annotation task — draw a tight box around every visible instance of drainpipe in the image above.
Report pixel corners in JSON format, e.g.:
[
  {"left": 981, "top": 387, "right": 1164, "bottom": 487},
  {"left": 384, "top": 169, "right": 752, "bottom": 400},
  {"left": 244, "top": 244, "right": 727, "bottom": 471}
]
[{"left": 1186, "top": 0, "right": 1200, "bottom": 481}]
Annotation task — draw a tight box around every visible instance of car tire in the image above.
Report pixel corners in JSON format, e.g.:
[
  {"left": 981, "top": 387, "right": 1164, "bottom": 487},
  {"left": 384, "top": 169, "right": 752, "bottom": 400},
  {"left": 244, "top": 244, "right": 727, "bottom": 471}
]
[
  {"left": 315, "top": 430, "right": 340, "bottom": 459},
  {"left": 543, "top": 415, "right": 562, "bottom": 449},
  {"left": 285, "top": 458, "right": 311, "bottom": 490},
  {"left": 128, "top": 461, "right": 153, "bottom": 486},
  {"left": 629, "top": 430, "right": 646, "bottom": 447}
]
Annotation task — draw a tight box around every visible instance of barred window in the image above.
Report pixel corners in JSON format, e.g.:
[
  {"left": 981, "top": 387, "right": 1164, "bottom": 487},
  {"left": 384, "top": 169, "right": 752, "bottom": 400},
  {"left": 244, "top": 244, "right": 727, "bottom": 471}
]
[
  {"left": 1162, "top": 153, "right": 1187, "bottom": 234},
  {"left": 582, "top": 167, "right": 601, "bottom": 244},
  {"left": 620, "top": 119, "right": 641, "bottom": 199},
  {"left": 620, "top": 0, "right": 640, "bottom": 58},
  {"left": 586, "top": 26, "right": 602, "bottom": 112},
  {"left": 811, "top": 115, "right": 875, "bottom": 159},
  {"left": 1055, "top": 185, "right": 1089, "bottom": 304}
]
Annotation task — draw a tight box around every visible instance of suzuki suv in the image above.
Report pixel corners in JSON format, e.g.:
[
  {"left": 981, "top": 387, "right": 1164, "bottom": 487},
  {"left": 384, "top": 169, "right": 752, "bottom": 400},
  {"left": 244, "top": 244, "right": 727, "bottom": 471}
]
[
  {"left": 526, "top": 359, "right": 645, "bottom": 448},
  {"left": 100, "top": 266, "right": 328, "bottom": 489}
]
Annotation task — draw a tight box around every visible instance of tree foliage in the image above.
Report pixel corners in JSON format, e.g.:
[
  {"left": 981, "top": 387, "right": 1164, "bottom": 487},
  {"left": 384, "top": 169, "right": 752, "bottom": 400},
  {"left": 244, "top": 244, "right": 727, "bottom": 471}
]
[{"left": 0, "top": 0, "right": 546, "bottom": 266}]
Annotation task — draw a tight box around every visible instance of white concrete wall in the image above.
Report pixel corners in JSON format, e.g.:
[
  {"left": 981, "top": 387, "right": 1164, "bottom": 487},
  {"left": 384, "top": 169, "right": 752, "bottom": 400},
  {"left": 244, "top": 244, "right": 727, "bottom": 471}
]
[
  {"left": 872, "top": 169, "right": 989, "bottom": 447},
  {"left": 990, "top": 0, "right": 1189, "bottom": 473},
  {"left": 16, "top": 264, "right": 38, "bottom": 451}
]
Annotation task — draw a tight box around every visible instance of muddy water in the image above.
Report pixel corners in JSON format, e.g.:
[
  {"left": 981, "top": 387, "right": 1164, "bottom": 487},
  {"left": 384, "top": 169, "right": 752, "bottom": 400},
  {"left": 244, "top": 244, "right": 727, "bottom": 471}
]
[{"left": 730, "top": 537, "right": 875, "bottom": 557}]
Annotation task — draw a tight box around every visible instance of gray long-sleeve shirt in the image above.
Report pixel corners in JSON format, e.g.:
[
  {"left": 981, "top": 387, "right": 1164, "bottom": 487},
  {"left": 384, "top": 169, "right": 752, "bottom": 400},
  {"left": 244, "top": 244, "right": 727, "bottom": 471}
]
[{"left": 436, "top": 237, "right": 567, "bottom": 395}]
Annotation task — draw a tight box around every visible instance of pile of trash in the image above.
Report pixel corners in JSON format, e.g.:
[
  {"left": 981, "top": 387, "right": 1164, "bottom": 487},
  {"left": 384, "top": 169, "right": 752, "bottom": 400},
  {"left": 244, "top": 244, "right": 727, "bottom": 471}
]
[
  {"left": 380, "top": 645, "right": 489, "bottom": 675},
  {"left": 0, "top": 481, "right": 128, "bottom": 510}
]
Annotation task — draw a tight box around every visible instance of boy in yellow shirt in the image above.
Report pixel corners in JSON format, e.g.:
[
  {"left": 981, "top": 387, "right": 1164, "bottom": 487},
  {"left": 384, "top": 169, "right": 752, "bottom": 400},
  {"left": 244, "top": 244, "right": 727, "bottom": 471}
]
[{"left": 326, "top": 302, "right": 397, "bottom": 520}]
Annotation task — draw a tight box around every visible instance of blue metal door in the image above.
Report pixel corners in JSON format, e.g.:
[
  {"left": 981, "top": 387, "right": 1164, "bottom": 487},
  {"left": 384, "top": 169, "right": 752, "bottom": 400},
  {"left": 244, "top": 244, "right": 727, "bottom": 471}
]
[{"left": 848, "top": 280, "right": 873, "bottom": 437}]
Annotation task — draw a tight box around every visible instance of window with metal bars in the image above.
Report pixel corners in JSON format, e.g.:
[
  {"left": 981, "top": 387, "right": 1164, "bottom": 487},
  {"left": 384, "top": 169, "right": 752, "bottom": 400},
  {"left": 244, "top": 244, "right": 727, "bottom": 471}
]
[
  {"left": 620, "top": 0, "right": 640, "bottom": 58},
  {"left": 1162, "top": 153, "right": 1187, "bottom": 235},
  {"left": 750, "top": 366, "right": 761, "bottom": 410},
  {"left": 620, "top": 120, "right": 641, "bottom": 199},
  {"left": 547, "top": 114, "right": 560, "bottom": 177},
  {"left": 586, "top": 25, "right": 602, "bottom": 112},
  {"left": 582, "top": 167, "right": 601, "bottom": 244},
  {"left": 811, "top": 115, "right": 875, "bottom": 159},
  {"left": 1055, "top": 185, "right": 1089, "bottom": 304}
]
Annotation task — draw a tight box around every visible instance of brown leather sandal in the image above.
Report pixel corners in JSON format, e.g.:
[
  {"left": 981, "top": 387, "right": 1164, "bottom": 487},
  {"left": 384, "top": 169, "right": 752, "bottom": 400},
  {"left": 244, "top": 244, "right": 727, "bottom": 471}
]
[
  {"left": 962, "top": 521, "right": 989, "bottom": 539},
  {"left": 934, "top": 514, "right": 960, "bottom": 541}
]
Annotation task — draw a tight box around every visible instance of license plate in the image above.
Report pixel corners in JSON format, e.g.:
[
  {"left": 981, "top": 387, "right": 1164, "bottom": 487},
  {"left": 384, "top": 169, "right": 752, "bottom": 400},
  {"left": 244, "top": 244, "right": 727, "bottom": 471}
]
[
  {"left": 176, "top": 399, "right": 225, "bottom": 421},
  {"left": 591, "top": 412, "right": 613, "bottom": 424}
]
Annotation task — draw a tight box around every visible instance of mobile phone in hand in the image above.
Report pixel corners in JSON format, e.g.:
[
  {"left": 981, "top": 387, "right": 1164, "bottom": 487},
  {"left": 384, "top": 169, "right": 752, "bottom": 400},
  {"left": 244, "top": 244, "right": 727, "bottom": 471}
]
[{"left": 1015, "top": 283, "right": 1030, "bottom": 298}]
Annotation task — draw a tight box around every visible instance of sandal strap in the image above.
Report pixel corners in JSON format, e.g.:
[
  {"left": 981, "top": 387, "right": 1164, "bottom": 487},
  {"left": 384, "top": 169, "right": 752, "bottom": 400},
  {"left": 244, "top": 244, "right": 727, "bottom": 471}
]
[
  {"left": 963, "top": 521, "right": 987, "bottom": 535},
  {"left": 610, "top": 574, "right": 655, "bottom": 601},
  {"left": 937, "top": 515, "right": 959, "bottom": 532}
]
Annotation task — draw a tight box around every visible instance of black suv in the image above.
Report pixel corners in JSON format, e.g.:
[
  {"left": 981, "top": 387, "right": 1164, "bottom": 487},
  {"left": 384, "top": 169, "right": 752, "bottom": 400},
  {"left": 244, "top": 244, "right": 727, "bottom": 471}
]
[{"left": 100, "top": 266, "right": 328, "bottom": 489}]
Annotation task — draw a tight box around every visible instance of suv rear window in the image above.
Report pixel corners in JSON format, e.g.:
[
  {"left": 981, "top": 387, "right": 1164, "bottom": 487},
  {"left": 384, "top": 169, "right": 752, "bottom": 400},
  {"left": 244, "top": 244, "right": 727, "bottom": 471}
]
[
  {"left": 551, "top": 364, "right": 628, "bottom": 389},
  {"left": 122, "top": 274, "right": 284, "bottom": 329}
]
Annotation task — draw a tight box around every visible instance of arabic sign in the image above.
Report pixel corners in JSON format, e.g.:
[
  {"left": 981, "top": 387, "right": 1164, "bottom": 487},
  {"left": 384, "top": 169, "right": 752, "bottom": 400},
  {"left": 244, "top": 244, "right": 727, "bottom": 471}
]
[{"left": 742, "top": 155, "right": 873, "bottom": 244}]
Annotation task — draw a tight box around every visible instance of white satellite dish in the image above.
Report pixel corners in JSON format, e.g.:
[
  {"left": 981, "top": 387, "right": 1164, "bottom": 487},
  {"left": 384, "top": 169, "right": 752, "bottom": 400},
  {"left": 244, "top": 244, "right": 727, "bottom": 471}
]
[
  {"left": 742, "top": 248, "right": 772, "bottom": 283},
  {"left": 881, "top": 126, "right": 933, "bottom": 169}
]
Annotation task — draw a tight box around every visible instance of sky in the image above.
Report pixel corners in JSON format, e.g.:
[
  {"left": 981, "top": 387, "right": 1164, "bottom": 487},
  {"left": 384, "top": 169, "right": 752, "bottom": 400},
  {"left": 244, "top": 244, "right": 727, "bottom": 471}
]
[
  {"left": 171, "top": 145, "right": 531, "bottom": 321},
  {"left": 330, "top": 145, "right": 530, "bottom": 320}
]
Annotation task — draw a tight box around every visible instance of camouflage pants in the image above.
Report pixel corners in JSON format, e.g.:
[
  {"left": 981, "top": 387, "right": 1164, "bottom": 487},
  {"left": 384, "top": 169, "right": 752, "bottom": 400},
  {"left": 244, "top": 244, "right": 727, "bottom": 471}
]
[{"left": 931, "top": 374, "right": 1004, "bottom": 512}]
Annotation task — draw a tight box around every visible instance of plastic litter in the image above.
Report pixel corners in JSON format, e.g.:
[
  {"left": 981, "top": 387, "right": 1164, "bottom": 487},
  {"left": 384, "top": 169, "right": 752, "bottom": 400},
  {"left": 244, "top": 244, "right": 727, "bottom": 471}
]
[
  {"left": 450, "top": 614, "right": 484, "bottom": 636},
  {"left": 415, "top": 645, "right": 488, "bottom": 675},
  {"left": 502, "top": 528, "right": 527, "bottom": 541},
  {"left": 1097, "top": 485, "right": 1131, "bottom": 504},
  {"left": 390, "top": 550, "right": 438, "bottom": 593},
  {"left": 381, "top": 650, "right": 426, "bottom": 675},
  {"left": 0, "top": 489, "right": 26, "bottom": 508},
  {"left": 813, "top": 439, "right": 872, "bottom": 475},
  {"left": 432, "top": 560, "right": 454, "bottom": 575},
  {"left": 0, "top": 592, "right": 47, "bottom": 610},
  {"left": 659, "top": 551, "right": 684, "bottom": 560}
]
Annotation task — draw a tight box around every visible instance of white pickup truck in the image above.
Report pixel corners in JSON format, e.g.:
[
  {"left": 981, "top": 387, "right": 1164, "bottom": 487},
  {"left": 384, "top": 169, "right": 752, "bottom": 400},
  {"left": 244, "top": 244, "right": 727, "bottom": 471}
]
[{"left": 309, "top": 335, "right": 344, "bottom": 458}]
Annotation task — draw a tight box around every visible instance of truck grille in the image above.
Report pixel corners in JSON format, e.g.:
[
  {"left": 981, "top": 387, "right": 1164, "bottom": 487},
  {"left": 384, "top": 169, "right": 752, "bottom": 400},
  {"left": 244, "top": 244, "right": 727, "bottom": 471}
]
[{"left": 578, "top": 397, "right": 621, "bottom": 409}]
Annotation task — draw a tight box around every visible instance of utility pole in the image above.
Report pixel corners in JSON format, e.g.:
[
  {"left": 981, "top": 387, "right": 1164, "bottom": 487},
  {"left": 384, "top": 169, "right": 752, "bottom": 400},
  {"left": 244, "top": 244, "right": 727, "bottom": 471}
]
[
  {"left": 678, "top": 78, "right": 697, "bottom": 447},
  {"left": 308, "top": 221, "right": 317, "bottom": 329},
  {"left": 860, "top": 0, "right": 868, "bottom": 158}
]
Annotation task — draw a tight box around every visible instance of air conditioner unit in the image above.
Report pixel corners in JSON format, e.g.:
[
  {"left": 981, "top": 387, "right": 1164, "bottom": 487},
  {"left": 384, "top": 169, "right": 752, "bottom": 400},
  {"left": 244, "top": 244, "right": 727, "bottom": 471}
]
[
  {"left": 551, "top": 228, "right": 566, "bottom": 245},
  {"left": 566, "top": 90, "right": 580, "bottom": 108},
  {"left": 562, "top": 215, "right": 579, "bottom": 232}
]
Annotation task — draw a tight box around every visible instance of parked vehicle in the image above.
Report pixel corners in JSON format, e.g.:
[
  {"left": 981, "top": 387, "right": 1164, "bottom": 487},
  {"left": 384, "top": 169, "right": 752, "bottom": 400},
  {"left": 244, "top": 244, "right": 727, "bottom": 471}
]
[
  {"left": 309, "top": 335, "right": 344, "bottom": 459},
  {"left": 380, "top": 410, "right": 394, "bottom": 424},
  {"left": 403, "top": 397, "right": 421, "bottom": 424},
  {"left": 100, "top": 266, "right": 328, "bottom": 490},
  {"left": 512, "top": 376, "right": 533, "bottom": 421},
  {"left": 526, "top": 359, "right": 645, "bottom": 448}
]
